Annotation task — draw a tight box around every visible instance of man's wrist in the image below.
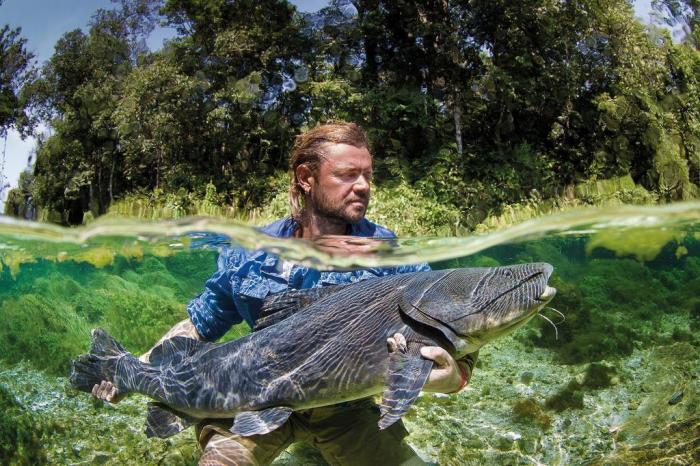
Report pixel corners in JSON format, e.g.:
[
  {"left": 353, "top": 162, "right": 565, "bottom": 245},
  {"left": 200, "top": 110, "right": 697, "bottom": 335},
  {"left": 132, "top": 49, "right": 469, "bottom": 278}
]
[{"left": 447, "top": 360, "right": 472, "bottom": 394}]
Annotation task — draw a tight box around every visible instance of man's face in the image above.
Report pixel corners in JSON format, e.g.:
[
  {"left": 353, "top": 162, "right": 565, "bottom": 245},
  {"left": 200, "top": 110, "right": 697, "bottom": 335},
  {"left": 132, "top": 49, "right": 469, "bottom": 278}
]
[{"left": 308, "top": 143, "right": 372, "bottom": 225}]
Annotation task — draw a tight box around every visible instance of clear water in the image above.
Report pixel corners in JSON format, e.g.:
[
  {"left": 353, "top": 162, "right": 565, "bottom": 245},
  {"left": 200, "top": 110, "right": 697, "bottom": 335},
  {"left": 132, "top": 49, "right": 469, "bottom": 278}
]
[{"left": 1, "top": 203, "right": 699, "bottom": 465}]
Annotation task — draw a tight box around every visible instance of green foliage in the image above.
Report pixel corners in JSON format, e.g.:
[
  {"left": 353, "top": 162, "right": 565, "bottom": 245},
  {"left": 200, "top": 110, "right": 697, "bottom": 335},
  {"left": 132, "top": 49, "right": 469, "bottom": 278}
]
[
  {"left": 2, "top": 170, "right": 34, "bottom": 218},
  {"left": 474, "top": 176, "right": 658, "bottom": 233},
  {"left": 0, "top": 24, "right": 35, "bottom": 136},
  {"left": 107, "top": 187, "right": 243, "bottom": 220},
  {"left": 574, "top": 176, "right": 657, "bottom": 205},
  {"left": 114, "top": 58, "right": 204, "bottom": 191},
  {"left": 106, "top": 175, "right": 466, "bottom": 236},
  {"left": 367, "top": 180, "right": 462, "bottom": 236}
]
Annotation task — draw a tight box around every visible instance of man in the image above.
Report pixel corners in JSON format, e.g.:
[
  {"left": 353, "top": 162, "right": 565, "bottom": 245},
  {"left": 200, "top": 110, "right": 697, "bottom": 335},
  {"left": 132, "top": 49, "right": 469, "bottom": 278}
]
[{"left": 93, "top": 121, "right": 476, "bottom": 465}]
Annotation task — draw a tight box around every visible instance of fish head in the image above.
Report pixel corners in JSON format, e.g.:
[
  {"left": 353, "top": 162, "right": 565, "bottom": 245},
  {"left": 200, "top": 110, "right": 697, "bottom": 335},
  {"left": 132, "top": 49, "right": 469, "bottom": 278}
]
[
  {"left": 451, "top": 262, "right": 556, "bottom": 349},
  {"left": 401, "top": 263, "right": 556, "bottom": 356}
]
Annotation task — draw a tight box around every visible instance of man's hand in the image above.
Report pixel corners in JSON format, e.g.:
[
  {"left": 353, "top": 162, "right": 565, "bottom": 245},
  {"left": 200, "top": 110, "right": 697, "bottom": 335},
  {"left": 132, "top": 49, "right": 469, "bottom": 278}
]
[
  {"left": 386, "top": 333, "right": 469, "bottom": 394},
  {"left": 91, "top": 353, "right": 151, "bottom": 404},
  {"left": 91, "top": 380, "right": 124, "bottom": 403},
  {"left": 420, "top": 346, "right": 465, "bottom": 393}
]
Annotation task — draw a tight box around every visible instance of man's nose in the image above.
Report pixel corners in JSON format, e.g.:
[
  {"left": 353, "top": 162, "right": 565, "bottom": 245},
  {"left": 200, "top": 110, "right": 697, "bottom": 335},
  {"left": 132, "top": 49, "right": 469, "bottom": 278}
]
[{"left": 353, "top": 175, "right": 370, "bottom": 192}]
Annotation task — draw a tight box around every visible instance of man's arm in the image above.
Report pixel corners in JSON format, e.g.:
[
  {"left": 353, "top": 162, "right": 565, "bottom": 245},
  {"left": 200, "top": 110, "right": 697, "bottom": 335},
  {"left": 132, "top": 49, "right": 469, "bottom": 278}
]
[
  {"left": 387, "top": 334, "right": 477, "bottom": 394},
  {"left": 91, "top": 317, "right": 202, "bottom": 403},
  {"left": 140, "top": 317, "right": 202, "bottom": 363}
]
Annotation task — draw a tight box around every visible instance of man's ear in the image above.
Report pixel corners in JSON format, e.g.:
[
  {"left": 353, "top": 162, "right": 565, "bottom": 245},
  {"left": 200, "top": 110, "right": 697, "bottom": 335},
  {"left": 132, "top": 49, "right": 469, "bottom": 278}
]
[{"left": 295, "top": 163, "right": 315, "bottom": 193}]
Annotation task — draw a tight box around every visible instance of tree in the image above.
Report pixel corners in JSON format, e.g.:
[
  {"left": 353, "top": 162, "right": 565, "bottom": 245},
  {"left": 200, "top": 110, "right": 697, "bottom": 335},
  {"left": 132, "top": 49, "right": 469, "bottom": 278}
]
[
  {"left": 10, "top": 0, "right": 700, "bottom": 226},
  {"left": 3, "top": 169, "right": 34, "bottom": 218},
  {"left": 653, "top": 0, "right": 700, "bottom": 49},
  {"left": 0, "top": 24, "right": 35, "bottom": 136},
  {"left": 27, "top": 9, "right": 133, "bottom": 223},
  {"left": 114, "top": 58, "right": 203, "bottom": 190},
  {"left": 109, "top": 0, "right": 164, "bottom": 62}
]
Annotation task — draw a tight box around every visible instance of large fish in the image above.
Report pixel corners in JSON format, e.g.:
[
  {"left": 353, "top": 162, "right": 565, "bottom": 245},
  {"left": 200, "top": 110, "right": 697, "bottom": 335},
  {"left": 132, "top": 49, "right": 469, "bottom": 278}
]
[{"left": 70, "top": 263, "right": 556, "bottom": 438}]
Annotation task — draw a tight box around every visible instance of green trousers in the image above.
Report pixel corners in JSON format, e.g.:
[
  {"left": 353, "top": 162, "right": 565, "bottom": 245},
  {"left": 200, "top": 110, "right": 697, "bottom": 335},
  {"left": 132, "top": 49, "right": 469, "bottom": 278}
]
[{"left": 197, "top": 398, "right": 425, "bottom": 466}]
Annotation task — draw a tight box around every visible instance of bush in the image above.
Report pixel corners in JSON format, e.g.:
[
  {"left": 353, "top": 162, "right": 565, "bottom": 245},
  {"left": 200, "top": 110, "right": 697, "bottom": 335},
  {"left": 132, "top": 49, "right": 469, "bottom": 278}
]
[{"left": 367, "top": 181, "right": 462, "bottom": 236}]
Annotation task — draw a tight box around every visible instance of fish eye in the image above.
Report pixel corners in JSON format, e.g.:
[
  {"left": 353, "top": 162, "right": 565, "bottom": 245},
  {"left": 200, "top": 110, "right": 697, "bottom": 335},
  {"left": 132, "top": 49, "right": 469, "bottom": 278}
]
[{"left": 503, "top": 269, "right": 513, "bottom": 278}]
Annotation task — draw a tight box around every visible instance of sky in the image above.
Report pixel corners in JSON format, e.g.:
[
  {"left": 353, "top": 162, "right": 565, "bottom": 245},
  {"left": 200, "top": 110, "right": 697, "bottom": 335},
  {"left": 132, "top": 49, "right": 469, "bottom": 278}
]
[{"left": 0, "top": 0, "right": 655, "bottom": 210}]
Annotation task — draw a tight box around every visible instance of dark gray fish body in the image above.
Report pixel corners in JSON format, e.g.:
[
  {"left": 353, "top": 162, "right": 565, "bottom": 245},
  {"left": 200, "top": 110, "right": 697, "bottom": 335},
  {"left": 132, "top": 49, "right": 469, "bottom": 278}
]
[{"left": 70, "top": 263, "right": 556, "bottom": 437}]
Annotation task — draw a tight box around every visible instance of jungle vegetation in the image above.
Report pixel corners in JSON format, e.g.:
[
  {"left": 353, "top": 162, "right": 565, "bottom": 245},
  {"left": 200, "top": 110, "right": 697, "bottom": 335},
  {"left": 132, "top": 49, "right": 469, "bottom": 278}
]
[{"left": 2, "top": 0, "right": 700, "bottom": 231}]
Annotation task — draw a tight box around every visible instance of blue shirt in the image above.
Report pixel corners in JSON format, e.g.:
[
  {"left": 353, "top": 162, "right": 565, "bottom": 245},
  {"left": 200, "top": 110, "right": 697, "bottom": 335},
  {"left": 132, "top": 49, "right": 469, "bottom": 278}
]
[{"left": 186, "top": 217, "right": 430, "bottom": 341}]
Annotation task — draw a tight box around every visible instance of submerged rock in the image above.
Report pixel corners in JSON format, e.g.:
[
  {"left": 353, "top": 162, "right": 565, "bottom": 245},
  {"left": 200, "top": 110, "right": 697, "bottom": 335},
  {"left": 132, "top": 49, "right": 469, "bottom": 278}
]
[
  {"left": 668, "top": 391, "right": 684, "bottom": 405},
  {"left": 520, "top": 371, "right": 535, "bottom": 385}
]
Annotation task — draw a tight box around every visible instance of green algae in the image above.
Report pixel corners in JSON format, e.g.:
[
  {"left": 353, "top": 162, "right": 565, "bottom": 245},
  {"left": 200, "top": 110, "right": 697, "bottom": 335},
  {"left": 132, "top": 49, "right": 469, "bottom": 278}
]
[
  {"left": 545, "top": 380, "right": 585, "bottom": 412},
  {"left": 0, "top": 383, "right": 49, "bottom": 465},
  {"left": 543, "top": 364, "right": 617, "bottom": 412},
  {"left": 512, "top": 398, "right": 552, "bottom": 430},
  {"left": 0, "top": 293, "right": 91, "bottom": 375},
  {"left": 582, "top": 363, "right": 618, "bottom": 389},
  {"left": 0, "top": 250, "right": 220, "bottom": 373}
]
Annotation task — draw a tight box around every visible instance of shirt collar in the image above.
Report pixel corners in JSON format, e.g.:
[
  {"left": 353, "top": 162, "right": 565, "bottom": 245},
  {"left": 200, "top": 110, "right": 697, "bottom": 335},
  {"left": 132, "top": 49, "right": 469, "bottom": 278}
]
[{"left": 285, "top": 216, "right": 371, "bottom": 237}]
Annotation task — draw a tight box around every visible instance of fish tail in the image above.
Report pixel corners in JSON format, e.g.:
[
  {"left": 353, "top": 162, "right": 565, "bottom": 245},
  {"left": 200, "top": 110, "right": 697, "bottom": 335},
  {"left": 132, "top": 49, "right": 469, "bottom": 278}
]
[{"left": 69, "top": 328, "right": 136, "bottom": 394}]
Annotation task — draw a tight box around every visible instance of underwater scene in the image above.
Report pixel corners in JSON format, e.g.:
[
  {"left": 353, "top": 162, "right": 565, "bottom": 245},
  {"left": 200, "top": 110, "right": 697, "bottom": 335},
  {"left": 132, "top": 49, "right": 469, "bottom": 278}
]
[{"left": 1, "top": 204, "right": 699, "bottom": 466}]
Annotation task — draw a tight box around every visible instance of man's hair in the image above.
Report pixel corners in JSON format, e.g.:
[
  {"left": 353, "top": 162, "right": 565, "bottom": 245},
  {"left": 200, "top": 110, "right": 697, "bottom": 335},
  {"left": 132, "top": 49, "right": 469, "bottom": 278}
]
[{"left": 288, "top": 121, "right": 370, "bottom": 219}]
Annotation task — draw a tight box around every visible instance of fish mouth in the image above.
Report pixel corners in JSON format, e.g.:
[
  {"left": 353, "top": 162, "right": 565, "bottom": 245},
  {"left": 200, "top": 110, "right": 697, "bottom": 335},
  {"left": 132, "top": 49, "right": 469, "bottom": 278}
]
[
  {"left": 504, "top": 285, "right": 557, "bottom": 332},
  {"left": 536, "top": 285, "right": 557, "bottom": 302}
]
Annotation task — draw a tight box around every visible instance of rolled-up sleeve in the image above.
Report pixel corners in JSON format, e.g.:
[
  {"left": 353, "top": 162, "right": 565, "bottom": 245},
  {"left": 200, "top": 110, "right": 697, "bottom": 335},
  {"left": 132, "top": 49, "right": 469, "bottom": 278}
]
[
  {"left": 186, "top": 246, "right": 297, "bottom": 341},
  {"left": 186, "top": 247, "right": 243, "bottom": 341}
]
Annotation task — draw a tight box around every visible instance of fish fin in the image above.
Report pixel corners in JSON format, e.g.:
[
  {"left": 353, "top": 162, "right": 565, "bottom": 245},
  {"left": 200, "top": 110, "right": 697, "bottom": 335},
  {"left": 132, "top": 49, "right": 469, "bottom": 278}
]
[
  {"left": 69, "top": 328, "right": 133, "bottom": 393},
  {"left": 230, "top": 407, "right": 294, "bottom": 436},
  {"left": 378, "top": 341, "right": 433, "bottom": 430},
  {"left": 144, "top": 402, "right": 198, "bottom": 439},
  {"left": 254, "top": 285, "right": 349, "bottom": 331},
  {"left": 148, "top": 336, "right": 209, "bottom": 367}
]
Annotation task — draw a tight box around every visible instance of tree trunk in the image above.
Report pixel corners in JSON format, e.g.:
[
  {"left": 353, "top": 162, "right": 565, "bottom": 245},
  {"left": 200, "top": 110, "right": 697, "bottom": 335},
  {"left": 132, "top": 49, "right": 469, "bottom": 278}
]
[
  {"left": 453, "top": 89, "right": 463, "bottom": 155},
  {"left": 109, "top": 157, "right": 115, "bottom": 204}
]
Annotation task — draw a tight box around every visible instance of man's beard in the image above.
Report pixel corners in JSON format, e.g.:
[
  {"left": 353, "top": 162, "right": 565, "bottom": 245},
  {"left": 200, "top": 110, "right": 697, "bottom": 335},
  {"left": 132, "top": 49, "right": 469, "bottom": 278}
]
[{"left": 309, "top": 190, "right": 368, "bottom": 225}]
